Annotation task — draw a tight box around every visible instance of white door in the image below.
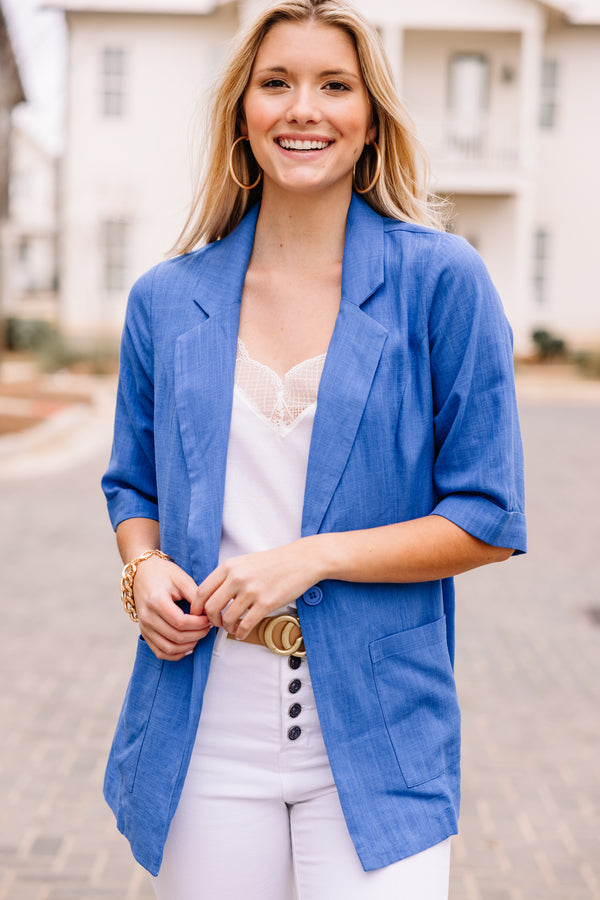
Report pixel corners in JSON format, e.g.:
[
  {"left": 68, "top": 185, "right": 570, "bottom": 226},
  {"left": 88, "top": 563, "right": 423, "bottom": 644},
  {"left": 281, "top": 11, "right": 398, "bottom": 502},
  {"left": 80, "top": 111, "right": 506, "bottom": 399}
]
[{"left": 448, "top": 53, "right": 489, "bottom": 157}]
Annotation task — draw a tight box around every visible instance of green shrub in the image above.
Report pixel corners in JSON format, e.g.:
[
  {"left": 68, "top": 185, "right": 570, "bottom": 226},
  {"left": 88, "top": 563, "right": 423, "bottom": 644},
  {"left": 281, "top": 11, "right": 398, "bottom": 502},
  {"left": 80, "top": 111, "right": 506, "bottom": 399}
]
[
  {"left": 5, "top": 317, "right": 55, "bottom": 352},
  {"left": 2, "top": 317, "right": 119, "bottom": 374},
  {"left": 573, "top": 350, "right": 600, "bottom": 380},
  {"left": 531, "top": 329, "right": 566, "bottom": 360}
]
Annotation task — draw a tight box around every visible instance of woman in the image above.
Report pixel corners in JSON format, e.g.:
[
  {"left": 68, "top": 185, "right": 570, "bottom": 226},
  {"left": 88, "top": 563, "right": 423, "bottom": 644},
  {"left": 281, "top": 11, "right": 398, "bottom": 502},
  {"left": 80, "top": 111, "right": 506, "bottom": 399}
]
[{"left": 102, "top": 1, "right": 526, "bottom": 897}]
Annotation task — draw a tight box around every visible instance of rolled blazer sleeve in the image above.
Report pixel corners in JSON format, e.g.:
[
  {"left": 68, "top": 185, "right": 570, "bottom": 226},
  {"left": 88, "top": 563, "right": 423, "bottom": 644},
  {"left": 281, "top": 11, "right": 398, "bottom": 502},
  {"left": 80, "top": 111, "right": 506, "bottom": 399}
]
[
  {"left": 102, "top": 268, "right": 160, "bottom": 530},
  {"left": 425, "top": 237, "right": 526, "bottom": 553}
]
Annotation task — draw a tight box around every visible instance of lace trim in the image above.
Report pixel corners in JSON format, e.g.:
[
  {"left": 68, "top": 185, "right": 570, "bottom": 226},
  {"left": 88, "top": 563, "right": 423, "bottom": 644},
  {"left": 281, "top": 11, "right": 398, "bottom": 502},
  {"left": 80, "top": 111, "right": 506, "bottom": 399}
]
[{"left": 235, "top": 338, "right": 326, "bottom": 435}]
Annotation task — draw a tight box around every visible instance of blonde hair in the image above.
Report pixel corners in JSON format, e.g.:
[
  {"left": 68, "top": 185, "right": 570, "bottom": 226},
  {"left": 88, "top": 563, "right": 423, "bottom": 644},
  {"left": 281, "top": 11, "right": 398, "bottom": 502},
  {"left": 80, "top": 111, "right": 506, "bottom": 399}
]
[{"left": 174, "top": 0, "right": 444, "bottom": 253}]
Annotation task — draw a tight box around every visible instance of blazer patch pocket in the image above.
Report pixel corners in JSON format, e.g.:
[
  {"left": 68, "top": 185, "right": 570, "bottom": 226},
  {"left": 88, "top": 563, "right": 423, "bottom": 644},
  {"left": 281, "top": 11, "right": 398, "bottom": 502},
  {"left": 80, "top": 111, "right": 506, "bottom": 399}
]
[
  {"left": 113, "top": 635, "right": 164, "bottom": 793},
  {"left": 369, "top": 617, "right": 460, "bottom": 788}
]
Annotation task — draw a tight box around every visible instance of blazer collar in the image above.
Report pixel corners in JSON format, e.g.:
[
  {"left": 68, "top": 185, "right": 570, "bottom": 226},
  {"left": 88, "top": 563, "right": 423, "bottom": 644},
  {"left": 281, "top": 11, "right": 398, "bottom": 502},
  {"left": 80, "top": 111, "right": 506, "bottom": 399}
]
[
  {"left": 341, "top": 193, "right": 385, "bottom": 306},
  {"left": 190, "top": 193, "right": 384, "bottom": 318},
  {"left": 176, "top": 194, "right": 388, "bottom": 569},
  {"left": 190, "top": 202, "right": 260, "bottom": 318}
]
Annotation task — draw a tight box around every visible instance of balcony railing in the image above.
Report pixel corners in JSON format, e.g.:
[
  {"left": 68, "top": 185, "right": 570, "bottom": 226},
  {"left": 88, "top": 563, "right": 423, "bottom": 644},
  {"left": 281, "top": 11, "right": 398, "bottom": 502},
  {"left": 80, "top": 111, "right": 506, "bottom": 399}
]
[{"left": 415, "top": 109, "right": 520, "bottom": 172}]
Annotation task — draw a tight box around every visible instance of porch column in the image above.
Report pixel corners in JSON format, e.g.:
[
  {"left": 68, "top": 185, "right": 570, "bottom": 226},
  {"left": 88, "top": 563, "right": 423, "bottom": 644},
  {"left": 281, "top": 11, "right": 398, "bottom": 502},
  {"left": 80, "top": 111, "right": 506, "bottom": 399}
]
[
  {"left": 512, "top": 19, "right": 544, "bottom": 349},
  {"left": 380, "top": 25, "right": 404, "bottom": 93}
]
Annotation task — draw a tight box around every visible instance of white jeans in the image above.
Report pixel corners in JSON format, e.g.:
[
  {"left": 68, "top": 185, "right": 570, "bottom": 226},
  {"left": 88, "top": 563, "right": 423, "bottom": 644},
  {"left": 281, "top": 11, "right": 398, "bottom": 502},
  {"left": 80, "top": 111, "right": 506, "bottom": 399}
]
[{"left": 153, "top": 629, "right": 451, "bottom": 900}]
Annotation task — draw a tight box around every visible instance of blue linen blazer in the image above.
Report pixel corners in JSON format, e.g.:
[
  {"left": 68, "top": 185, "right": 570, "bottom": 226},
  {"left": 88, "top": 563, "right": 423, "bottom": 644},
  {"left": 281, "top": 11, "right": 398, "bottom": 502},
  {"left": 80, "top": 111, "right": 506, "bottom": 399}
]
[{"left": 102, "top": 193, "right": 526, "bottom": 876}]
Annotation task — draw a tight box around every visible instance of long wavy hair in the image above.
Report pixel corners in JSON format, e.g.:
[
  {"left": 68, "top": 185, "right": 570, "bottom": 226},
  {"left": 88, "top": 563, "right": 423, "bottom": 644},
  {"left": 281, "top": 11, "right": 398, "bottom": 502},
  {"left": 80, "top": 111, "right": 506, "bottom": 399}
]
[{"left": 173, "top": 0, "right": 444, "bottom": 252}]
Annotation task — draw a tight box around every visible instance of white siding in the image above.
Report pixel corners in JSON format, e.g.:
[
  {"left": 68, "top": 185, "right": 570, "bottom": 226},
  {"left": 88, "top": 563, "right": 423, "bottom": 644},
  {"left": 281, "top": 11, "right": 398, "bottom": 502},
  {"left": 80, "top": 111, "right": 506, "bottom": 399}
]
[
  {"left": 3, "top": 128, "right": 59, "bottom": 320},
  {"left": 60, "top": 6, "right": 238, "bottom": 338},
  {"left": 534, "top": 24, "right": 600, "bottom": 346},
  {"left": 53, "top": 0, "right": 600, "bottom": 352}
]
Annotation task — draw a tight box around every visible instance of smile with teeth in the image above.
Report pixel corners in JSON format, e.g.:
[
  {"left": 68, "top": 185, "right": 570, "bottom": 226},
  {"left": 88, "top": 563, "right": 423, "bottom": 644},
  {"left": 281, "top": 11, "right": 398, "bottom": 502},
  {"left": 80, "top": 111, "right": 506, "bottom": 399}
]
[{"left": 277, "top": 138, "right": 332, "bottom": 150}]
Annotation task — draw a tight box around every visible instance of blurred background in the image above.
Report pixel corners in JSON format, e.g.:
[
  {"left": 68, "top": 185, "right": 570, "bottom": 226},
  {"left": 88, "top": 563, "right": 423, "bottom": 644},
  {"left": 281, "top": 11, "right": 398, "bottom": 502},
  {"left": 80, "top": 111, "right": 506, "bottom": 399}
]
[
  {"left": 1, "top": 0, "right": 600, "bottom": 363},
  {"left": 0, "top": 1, "right": 599, "bottom": 899}
]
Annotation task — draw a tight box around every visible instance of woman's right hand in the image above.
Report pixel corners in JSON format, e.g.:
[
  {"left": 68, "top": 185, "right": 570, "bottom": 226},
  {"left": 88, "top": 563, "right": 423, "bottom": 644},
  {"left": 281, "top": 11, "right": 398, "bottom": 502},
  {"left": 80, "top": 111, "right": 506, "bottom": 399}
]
[{"left": 132, "top": 554, "right": 212, "bottom": 661}]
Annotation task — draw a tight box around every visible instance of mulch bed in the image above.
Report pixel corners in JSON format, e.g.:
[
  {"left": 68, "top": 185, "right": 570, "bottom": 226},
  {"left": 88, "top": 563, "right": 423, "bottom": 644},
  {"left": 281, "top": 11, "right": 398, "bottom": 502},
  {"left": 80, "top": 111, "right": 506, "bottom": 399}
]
[
  {"left": 0, "top": 381, "right": 93, "bottom": 437},
  {"left": 0, "top": 414, "right": 44, "bottom": 436}
]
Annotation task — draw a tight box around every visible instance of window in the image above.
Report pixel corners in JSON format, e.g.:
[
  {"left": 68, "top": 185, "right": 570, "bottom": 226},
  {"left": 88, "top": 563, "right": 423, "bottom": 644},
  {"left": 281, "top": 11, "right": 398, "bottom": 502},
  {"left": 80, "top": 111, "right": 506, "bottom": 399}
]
[
  {"left": 448, "top": 53, "right": 490, "bottom": 156},
  {"left": 101, "top": 47, "right": 126, "bottom": 117},
  {"left": 539, "top": 60, "right": 558, "bottom": 129},
  {"left": 533, "top": 228, "right": 549, "bottom": 304},
  {"left": 102, "top": 220, "right": 128, "bottom": 291},
  {"left": 18, "top": 237, "right": 30, "bottom": 263}
]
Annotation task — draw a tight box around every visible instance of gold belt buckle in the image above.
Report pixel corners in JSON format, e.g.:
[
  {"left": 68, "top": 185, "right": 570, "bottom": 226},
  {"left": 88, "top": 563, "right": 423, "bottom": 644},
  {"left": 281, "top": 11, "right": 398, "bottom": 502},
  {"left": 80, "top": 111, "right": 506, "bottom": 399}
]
[{"left": 262, "top": 614, "right": 306, "bottom": 657}]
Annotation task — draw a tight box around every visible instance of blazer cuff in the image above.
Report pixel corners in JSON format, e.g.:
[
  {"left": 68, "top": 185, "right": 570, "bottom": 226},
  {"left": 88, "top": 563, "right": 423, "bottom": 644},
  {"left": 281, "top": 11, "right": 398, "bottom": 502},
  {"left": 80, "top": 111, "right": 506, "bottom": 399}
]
[
  {"left": 106, "top": 491, "right": 159, "bottom": 532},
  {"left": 431, "top": 495, "right": 527, "bottom": 555}
]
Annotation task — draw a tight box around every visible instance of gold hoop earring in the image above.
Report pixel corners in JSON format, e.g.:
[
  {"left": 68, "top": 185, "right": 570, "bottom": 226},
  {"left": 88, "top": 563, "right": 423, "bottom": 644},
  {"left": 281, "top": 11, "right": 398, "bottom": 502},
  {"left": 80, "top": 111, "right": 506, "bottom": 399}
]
[
  {"left": 228, "top": 136, "right": 262, "bottom": 190},
  {"left": 353, "top": 141, "right": 382, "bottom": 194}
]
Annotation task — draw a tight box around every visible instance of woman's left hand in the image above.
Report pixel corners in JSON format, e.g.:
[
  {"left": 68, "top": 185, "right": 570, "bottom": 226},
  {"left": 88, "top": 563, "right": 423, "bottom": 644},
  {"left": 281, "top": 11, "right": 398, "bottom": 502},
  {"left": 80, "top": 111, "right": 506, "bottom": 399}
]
[{"left": 191, "top": 539, "right": 319, "bottom": 639}]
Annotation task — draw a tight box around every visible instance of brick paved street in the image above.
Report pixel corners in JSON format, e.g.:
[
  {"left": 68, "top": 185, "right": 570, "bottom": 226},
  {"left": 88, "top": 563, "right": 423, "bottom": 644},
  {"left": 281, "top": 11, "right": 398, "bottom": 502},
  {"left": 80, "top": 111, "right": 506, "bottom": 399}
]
[
  {"left": 451, "top": 390, "right": 600, "bottom": 900},
  {"left": 0, "top": 375, "right": 598, "bottom": 899}
]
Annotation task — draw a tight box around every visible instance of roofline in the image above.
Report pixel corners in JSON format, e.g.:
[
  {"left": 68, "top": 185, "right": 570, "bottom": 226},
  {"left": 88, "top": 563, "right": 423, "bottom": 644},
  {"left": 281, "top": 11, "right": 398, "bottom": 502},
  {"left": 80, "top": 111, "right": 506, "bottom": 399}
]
[
  {"left": 0, "top": 4, "right": 27, "bottom": 107},
  {"left": 42, "top": 0, "right": 223, "bottom": 13},
  {"left": 42, "top": 0, "right": 600, "bottom": 26},
  {"left": 535, "top": 0, "right": 600, "bottom": 24},
  {"left": 11, "top": 119, "right": 60, "bottom": 161}
]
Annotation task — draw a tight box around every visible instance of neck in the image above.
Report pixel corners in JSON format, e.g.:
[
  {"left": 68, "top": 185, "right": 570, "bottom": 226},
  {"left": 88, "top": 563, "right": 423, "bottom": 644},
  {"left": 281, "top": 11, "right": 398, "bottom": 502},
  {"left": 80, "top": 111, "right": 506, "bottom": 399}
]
[{"left": 251, "top": 182, "right": 352, "bottom": 268}]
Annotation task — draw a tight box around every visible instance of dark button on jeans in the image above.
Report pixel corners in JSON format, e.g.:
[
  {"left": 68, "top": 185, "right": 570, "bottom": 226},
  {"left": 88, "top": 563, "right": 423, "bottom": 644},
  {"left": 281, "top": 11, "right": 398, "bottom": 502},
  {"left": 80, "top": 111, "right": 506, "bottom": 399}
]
[
  {"left": 288, "top": 679, "right": 302, "bottom": 694},
  {"left": 288, "top": 726, "right": 302, "bottom": 741},
  {"left": 289, "top": 703, "right": 302, "bottom": 718},
  {"left": 288, "top": 655, "right": 302, "bottom": 670}
]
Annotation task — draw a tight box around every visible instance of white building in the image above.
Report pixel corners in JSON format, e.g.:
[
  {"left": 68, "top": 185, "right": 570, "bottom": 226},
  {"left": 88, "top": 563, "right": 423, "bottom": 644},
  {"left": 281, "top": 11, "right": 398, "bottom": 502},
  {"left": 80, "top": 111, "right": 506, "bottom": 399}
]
[
  {"left": 46, "top": 0, "right": 600, "bottom": 351},
  {"left": 0, "top": 0, "right": 26, "bottom": 334},
  {"left": 3, "top": 125, "right": 59, "bottom": 321},
  {"left": 46, "top": 0, "right": 238, "bottom": 342}
]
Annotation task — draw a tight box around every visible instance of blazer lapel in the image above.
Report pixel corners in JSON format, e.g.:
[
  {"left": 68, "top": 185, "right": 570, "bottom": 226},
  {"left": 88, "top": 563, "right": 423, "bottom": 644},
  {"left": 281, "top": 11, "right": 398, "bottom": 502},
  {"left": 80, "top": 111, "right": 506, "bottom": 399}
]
[
  {"left": 174, "top": 206, "right": 259, "bottom": 578},
  {"left": 302, "top": 196, "right": 388, "bottom": 536},
  {"left": 173, "top": 197, "right": 388, "bottom": 559}
]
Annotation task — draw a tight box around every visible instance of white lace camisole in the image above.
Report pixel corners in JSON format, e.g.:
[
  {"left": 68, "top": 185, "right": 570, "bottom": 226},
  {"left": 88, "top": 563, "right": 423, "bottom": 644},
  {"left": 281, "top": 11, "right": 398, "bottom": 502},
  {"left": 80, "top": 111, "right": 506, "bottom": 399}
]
[{"left": 218, "top": 339, "right": 326, "bottom": 615}]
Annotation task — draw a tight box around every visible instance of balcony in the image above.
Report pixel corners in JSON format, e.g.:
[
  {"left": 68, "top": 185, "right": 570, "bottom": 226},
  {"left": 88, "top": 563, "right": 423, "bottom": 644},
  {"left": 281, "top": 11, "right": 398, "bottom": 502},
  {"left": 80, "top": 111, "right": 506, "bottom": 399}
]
[{"left": 414, "top": 109, "right": 524, "bottom": 195}]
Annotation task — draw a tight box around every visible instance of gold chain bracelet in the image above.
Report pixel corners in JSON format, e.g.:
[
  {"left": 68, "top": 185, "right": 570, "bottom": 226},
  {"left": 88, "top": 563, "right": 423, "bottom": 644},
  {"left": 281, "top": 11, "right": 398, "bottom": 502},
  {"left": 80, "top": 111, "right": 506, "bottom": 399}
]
[{"left": 120, "top": 549, "right": 173, "bottom": 622}]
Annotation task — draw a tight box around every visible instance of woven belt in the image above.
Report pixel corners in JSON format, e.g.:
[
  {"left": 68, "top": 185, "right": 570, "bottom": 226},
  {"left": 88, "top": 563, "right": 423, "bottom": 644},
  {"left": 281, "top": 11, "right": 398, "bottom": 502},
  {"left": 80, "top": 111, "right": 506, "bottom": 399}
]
[{"left": 226, "top": 613, "right": 306, "bottom": 657}]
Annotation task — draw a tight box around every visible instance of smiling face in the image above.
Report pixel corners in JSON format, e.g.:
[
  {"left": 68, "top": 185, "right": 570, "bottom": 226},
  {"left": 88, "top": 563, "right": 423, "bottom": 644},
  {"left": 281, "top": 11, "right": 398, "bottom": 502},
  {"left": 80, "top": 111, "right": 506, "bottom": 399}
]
[{"left": 241, "top": 20, "right": 375, "bottom": 200}]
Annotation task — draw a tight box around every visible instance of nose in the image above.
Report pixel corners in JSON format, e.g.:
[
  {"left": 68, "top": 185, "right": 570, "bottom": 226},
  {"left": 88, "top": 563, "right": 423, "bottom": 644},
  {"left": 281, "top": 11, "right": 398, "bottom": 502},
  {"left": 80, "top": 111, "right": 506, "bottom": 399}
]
[{"left": 285, "top": 85, "right": 322, "bottom": 125}]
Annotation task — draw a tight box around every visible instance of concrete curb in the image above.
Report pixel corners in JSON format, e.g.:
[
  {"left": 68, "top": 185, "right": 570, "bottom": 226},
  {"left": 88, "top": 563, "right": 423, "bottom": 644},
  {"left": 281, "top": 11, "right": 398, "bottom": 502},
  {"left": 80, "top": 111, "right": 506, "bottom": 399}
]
[
  {"left": 516, "top": 372, "right": 600, "bottom": 405},
  {"left": 0, "top": 376, "right": 116, "bottom": 479},
  {"left": 0, "top": 370, "right": 599, "bottom": 479}
]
